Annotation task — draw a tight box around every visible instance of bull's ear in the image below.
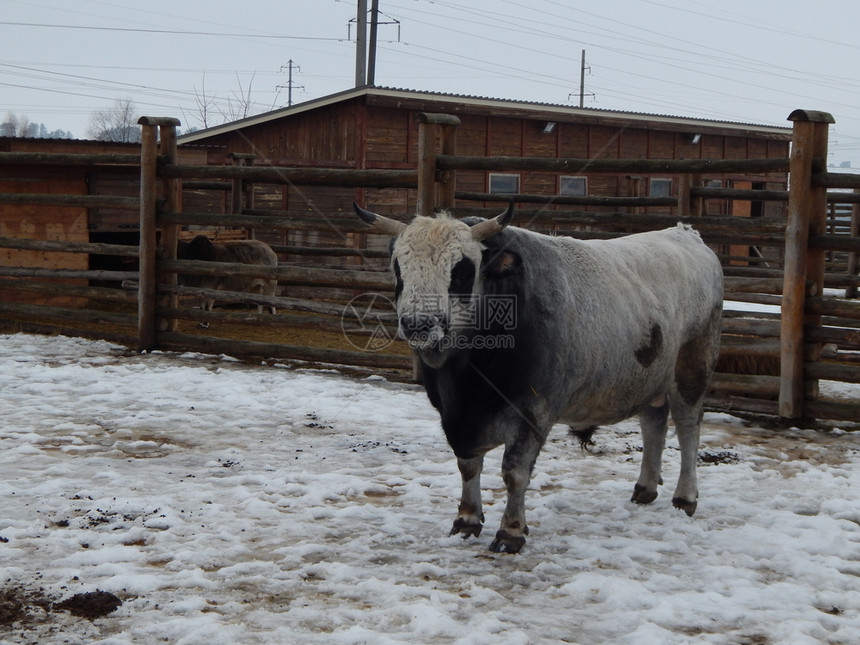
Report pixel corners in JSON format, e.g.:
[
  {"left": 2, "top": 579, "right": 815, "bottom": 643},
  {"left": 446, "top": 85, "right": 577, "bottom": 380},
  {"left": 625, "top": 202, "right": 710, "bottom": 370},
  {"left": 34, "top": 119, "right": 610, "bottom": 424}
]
[
  {"left": 352, "top": 202, "right": 407, "bottom": 237},
  {"left": 471, "top": 201, "right": 514, "bottom": 241},
  {"left": 483, "top": 248, "right": 522, "bottom": 279}
]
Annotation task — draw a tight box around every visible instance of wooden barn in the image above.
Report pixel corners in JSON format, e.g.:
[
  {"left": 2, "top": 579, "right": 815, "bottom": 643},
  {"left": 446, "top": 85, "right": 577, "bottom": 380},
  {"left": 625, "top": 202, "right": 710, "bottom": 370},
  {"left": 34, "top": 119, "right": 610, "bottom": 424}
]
[{"left": 178, "top": 86, "right": 792, "bottom": 228}]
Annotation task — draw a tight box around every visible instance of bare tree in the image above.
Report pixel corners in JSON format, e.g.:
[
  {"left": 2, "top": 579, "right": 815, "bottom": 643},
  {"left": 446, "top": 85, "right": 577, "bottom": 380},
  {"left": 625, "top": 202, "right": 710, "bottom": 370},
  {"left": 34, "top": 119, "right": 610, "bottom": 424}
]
[
  {"left": 217, "top": 73, "right": 257, "bottom": 123},
  {"left": 184, "top": 74, "right": 217, "bottom": 130},
  {"left": 183, "top": 73, "right": 263, "bottom": 131},
  {"left": 88, "top": 98, "right": 141, "bottom": 142}
]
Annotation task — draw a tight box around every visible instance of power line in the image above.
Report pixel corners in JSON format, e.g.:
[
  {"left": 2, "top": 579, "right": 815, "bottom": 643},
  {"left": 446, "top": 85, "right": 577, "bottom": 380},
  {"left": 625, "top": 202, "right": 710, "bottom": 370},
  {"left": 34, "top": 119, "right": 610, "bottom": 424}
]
[{"left": 0, "top": 21, "right": 345, "bottom": 41}]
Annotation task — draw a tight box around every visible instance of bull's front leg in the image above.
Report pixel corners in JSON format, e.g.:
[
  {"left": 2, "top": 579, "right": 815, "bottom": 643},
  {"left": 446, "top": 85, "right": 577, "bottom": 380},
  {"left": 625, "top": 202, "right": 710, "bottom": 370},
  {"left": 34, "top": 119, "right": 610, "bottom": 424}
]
[
  {"left": 450, "top": 455, "right": 485, "bottom": 538},
  {"left": 490, "top": 425, "right": 544, "bottom": 554}
]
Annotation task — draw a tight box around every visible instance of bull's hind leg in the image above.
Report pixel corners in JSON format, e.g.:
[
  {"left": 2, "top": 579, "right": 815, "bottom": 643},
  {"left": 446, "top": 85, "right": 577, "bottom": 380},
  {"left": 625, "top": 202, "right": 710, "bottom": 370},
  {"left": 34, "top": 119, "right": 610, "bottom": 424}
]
[
  {"left": 668, "top": 396, "right": 703, "bottom": 516},
  {"left": 669, "top": 312, "right": 720, "bottom": 517},
  {"left": 632, "top": 398, "right": 669, "bottom": 506},
  {"left": 450, "top": 455, "right": 485, "bottom": 538}
]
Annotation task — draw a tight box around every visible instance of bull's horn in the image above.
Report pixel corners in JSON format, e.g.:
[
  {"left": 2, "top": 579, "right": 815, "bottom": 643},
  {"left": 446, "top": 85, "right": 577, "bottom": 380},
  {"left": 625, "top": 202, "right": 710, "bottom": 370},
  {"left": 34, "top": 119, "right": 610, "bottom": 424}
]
[
  {"left": 352, "top": 202, "right": 407, "bottom": 236},
  {"left": 470, "top": 201, "right": 515, "bottom": 241}
]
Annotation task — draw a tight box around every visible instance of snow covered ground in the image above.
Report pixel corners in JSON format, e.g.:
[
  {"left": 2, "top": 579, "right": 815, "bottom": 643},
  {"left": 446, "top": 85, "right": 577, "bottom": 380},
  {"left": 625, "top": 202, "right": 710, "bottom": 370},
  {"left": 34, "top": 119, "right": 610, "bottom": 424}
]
[{"left": 1, "top": 332, "right": 859, "bottom": 644}]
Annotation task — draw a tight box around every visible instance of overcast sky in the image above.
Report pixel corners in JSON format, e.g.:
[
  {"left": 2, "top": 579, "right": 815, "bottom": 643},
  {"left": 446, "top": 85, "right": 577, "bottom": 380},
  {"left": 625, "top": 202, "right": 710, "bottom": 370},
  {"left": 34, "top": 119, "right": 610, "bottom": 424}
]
[{"left": 3, "top": 0, "right": 860, "bottom": 165}]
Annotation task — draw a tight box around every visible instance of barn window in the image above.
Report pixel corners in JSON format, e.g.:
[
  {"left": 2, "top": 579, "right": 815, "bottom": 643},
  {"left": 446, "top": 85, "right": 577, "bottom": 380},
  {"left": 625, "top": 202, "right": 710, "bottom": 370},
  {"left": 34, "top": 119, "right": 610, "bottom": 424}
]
[
  {"left": 559, "top": 175, "right": 587, "bottom": 196},
  {"left": 489, "top": 173, "right": 520, "bottom": 195},
  {"left": 650, "top": 178, "right": 673, "bottom": 197}
]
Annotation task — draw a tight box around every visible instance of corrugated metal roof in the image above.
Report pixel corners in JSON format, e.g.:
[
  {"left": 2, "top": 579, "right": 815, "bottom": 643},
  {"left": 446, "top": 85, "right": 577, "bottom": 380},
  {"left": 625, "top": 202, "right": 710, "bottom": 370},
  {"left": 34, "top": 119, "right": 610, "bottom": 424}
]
[{"left": 177, "top": 86, "right": 792, "bottom": 144}]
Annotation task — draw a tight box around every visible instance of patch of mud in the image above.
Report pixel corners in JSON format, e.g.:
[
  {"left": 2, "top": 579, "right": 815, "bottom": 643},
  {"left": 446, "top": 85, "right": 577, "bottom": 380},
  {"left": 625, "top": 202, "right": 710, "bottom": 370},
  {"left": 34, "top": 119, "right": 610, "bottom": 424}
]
[
  {"left": 54, "top": 590, "right": 122, "bottom": 620},
  {"left": 699, "top": 449, "right": 743, "bottom": 465},
  {"left": 0, "top": 585, "right": 121, "bottom": 629},
  {"left": 0, "top": 585, "right": 52, "bottom": 627}
]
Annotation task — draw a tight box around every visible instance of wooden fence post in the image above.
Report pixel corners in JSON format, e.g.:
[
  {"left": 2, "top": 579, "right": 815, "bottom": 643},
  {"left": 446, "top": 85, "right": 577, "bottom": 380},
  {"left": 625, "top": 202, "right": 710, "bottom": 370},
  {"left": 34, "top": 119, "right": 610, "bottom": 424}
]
[
  {"left": 438, "top": 119, "right": 458, "bottom": 210},
  {"left": 138, "top": 119, "right": 158, "bottom": 351},
  {"left": 848, "top": 190, "right": 859, "bottom": 299},
  {"left": 137, "top": 117, "right": 181, "bottom": 351},
  {"left": 779, "top": 109, "right": 834, "bottom": 418},
  {"left": 159, "top": 119, "right": 181, "bottom": 334},
  {"left": 416, "top": 113, "right": 461, "bottom": 216}
]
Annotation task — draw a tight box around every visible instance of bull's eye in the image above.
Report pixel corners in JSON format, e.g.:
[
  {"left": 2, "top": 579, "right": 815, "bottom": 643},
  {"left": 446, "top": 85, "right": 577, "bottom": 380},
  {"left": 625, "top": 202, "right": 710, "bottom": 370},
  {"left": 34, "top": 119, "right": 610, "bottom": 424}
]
[
  {"left": 449, "top": 257, "right": 476, "bottom": 296},
  {"left": 393, "top": 259, "right": 404, "bottom": 301}
]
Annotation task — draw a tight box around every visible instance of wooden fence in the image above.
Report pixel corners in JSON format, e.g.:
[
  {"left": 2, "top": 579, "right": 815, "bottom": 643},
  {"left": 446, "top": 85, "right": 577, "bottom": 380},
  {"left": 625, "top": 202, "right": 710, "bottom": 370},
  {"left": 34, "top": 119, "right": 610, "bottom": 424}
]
[{"left": 1, "top": 110, "right": 858, "bottom": 423}]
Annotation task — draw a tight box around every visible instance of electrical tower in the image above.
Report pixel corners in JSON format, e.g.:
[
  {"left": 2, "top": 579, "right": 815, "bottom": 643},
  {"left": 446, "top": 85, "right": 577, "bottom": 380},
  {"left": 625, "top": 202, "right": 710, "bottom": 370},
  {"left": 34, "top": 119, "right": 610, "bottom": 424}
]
[{"left": 277, "top": 60, "right": 304, "bottom": 107}]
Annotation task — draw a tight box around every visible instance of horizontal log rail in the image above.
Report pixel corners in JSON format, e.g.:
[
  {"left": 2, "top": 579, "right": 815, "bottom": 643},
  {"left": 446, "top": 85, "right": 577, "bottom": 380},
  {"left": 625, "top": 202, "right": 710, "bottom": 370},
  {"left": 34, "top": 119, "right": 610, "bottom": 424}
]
[
  {"left": 718, "top": 337, "right": 781, "bottom": 358},
  {"left": 806, "top": 296, "right": 860, "bottom": 319},
  {"left": 720, "top": 317, "right": 781, "bottom": 337},
  {"left": 159, "top": 164, "right": 417, "bottom": 188},
  {"left": 152, "top": 283, "right": 393, "bottom": 318},
  {"left": 456, "top": 208, "right": 788, "bottom": 233},
  {"left": 0, "top": 267, "right": 138, "bottom": 281},
  {"left": 0, "top": 152, "right": 142, "bottom": 166},
  {"left": 156, "top": 332, "right": 411, "bottom": 371},
  {"left": 0, "top": 236, "right": 140, "bottom": 257},
  {"left": 807, "top": 326, "right": 860, "bottom": 349},
  {"left": 160, "top": 258, "right": 393, "bottom": 291},
  {"left": 809, "top": 234, "right": 860, "bottom": 253},
  {"left": 0, "top": 278, "right": 137, "bottom": 303},
  {"left": 803, "top": 399, "right": 860, "bottom": 422},
  {"left": 275, "top": 245, "right": 390, "bottom": 259},
  {"left": 691, "top": 187, "right": 788, "bottom": 201},
  {"left": 159, "top": 211, "right": 374, "bottom": 235},
  {"left": 156, "top": 305, "right": 400, "bottom": 336},
  {"left": 709, "top": 373, "right": 780, "bottom": 397},
  {"left": 722, "top": 276, "right": 787, "bottom": 294},
  {"left": 0, "top": 301, "right": 137, "bottom": 327},
  {"left": 436, "top": 154, "right": 790, "bottom": 174},
  {"left": 812, "top": 172, "right": 860, "bottom": 190},
  {"left": 806, "top": 362, "right": 860, "bottom": 383},
  {"left": 454, "top": 191, "right": 678, "bottom": 208},
  {"left": 0, "top": 193, "right": 140, "bottom": 209}
]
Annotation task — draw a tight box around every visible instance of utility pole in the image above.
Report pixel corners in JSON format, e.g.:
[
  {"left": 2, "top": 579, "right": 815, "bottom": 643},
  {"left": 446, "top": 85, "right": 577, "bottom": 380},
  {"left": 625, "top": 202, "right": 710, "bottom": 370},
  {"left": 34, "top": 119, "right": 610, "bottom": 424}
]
[
  {"left": 353, "top": 0, "right": 398, "bottom": 87},
  {"left": 367, "top": 0, "right": 380, "bottom": 87},
  {"left": 579, "top": 49, "right": 586, "bottom": 108},
  {"left": 569, "top": 50, "right": 594, "bottom": 107},
  {"left": 355, "top": 0, "right": 368, "bottom": 87},
  {"left": 278, "top": 60, "right": 304, "bottom": 107}
]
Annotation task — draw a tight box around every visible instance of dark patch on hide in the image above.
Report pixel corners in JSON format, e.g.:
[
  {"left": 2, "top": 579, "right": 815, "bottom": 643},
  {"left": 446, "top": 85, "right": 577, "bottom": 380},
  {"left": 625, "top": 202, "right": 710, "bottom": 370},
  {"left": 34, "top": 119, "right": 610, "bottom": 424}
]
[
  {"left": 675, "top": 305, "right": 722, "bottom": 405},
  {"left": 634, "top": 324, "right": 663, "bottom": 367},
  {"left": 449, "top": 256, "right": 476, "bottom": 296},
  {"left": 421, "top": 227, "right": 535, "bottom": 460},
  {"left": 393, "top": 259, "right": 403, "bottom": 302}
]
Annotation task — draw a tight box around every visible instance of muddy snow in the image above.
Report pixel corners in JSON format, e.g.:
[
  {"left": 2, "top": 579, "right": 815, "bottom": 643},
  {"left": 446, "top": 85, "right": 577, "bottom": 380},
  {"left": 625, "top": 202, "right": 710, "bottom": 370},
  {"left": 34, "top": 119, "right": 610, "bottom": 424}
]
[{"left": 1, "top": 333, "right": 859, "bottom": 644}]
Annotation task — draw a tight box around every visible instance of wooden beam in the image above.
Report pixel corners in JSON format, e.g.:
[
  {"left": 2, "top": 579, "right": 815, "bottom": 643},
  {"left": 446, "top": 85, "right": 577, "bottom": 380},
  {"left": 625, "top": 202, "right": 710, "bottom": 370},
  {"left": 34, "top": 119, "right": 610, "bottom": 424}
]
[
  {"left": 779, "top": 110, "right": 832, "bottom": 418},
  {"left": 416, "top": 118, "right": 436, "bottom": 217},
  {"left": 138, "top": 120, "right": 158, "bottom": 351}
]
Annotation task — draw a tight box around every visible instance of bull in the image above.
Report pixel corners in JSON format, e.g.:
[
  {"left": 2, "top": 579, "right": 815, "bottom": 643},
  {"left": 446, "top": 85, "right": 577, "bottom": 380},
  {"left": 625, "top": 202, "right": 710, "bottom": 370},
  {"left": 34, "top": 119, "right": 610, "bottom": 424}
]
[
  {"left": 176, "top": 235, "right": 278, "bottom": 314},
  {"left": 353, "top": 202, "right": 723, "bottom": 553}
]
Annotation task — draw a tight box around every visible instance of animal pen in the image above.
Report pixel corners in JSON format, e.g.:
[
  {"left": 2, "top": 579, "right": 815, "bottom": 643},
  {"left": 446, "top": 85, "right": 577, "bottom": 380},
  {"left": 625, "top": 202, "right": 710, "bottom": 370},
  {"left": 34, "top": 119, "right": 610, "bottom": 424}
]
[{"left": 1, "top": 110, "right": 859, "bottom": 424}]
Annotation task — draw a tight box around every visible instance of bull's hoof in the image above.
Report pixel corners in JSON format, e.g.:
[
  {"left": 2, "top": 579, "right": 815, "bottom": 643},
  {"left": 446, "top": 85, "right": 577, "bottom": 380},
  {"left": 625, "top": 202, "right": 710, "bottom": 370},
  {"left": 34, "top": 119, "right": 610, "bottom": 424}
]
[
  {"left": 450, "top": 517, "right": 483, "bottom": 538},
  {"left": 631, "top": 483, "right": 658, "bottom": 505},
  {"left": 489, "top": 529, "right": 526, "bottom": 554},
  {"left": 672, "top": 497, "right": 698, "bottom": 517}
]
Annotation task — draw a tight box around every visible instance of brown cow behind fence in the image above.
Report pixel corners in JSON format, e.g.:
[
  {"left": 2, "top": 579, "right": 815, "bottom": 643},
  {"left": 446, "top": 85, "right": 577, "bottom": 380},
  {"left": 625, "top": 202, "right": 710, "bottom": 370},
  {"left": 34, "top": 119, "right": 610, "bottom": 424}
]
[{"left": 176, "top": 235, "right": 278, "bottom": 314}]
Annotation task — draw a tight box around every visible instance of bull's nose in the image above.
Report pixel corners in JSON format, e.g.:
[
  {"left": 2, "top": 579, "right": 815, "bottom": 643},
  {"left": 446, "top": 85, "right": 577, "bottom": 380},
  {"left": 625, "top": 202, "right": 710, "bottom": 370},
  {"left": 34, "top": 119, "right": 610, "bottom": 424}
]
[
  {"left": 399, "top": 313, "right": 447, "bottom": 343},
  {"left": 399, "top": 313, "right": 435, "bottom": 337}
]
